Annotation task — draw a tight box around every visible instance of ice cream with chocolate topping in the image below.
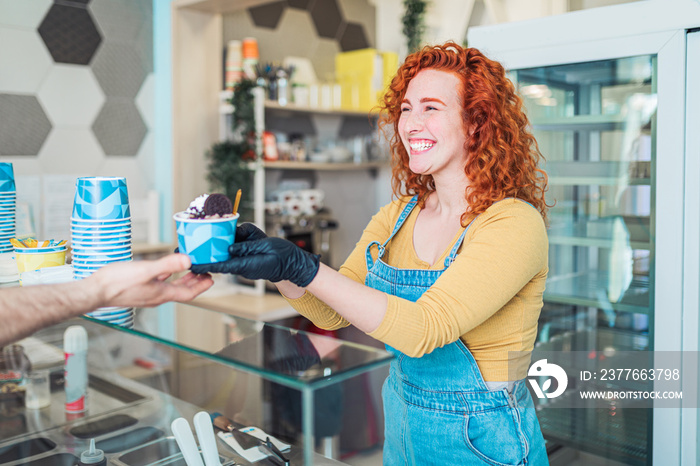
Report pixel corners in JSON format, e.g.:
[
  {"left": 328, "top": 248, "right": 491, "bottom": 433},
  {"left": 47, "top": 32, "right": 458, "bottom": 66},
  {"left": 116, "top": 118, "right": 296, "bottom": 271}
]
[
  {"left": 185, "top": 193, "right": 234, "bottom": 219},
  {"left": 173, "top": 192, "right": 240, "bottom": 264}
]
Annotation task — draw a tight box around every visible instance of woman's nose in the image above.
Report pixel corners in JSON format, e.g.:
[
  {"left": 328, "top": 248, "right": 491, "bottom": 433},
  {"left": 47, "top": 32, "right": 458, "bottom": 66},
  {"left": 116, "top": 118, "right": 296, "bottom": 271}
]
[{"left": 404, "top": 111, "right": 423, "bottom": 133}]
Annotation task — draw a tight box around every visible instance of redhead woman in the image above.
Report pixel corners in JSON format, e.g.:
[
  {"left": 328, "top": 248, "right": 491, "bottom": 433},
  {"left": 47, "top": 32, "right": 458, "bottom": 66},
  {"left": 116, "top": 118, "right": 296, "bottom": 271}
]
[{"left": 194, "top": 42, "right": 550, "bottom": 465}]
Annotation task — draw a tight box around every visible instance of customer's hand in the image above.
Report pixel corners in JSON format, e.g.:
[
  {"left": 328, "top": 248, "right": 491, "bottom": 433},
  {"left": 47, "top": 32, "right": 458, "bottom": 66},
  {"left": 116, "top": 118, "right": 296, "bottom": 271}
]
[
  {"left": 190, "top": 237, "right": 320, "bottom": 288},
  {"left": 90, "top": 254, "right": 214, "bottom": 308}
]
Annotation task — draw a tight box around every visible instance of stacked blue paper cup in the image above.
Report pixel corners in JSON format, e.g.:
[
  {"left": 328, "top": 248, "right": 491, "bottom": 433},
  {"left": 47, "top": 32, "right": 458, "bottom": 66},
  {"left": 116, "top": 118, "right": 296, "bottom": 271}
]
[
  {"left": 71, "top": 176, "right": 134, "bottom": 328},
  {"left": 0, "top": 163, "right": 17, "bottom": 254}
]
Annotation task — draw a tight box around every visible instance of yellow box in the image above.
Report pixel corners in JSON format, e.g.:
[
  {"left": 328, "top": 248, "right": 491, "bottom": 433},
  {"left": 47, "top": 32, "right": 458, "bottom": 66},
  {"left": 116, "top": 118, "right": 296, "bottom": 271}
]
[
  {"left": 335, "top": 49, "right": 398, "bottom": 112},
  {"left": 16, "top": 250, "right": 67, "bottom": 273}
]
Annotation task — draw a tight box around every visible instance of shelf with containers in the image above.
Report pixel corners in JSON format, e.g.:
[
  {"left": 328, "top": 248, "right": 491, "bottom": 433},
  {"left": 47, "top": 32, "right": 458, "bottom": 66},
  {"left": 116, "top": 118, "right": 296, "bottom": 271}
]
[
  {"left": 0, "top": 303, "right": 392, "bottom": 466},
  {"left": 217, "top": 86, "right": 386, "bottom": 294},
  {"left": 173, "top": 1, "right": 389, "bottom": 290},
  {"left": 218, "top": 91, "right": 387, "bottom": 173},
  {"left": 471, "top": 3, "right": 700, "bottom": 465}
]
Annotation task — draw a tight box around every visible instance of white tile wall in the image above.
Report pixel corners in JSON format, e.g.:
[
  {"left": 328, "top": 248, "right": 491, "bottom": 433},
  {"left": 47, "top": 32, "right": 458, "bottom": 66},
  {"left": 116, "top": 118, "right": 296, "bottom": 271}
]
[
  {"left": 0, "top": 28, "right": 53, "bottom": 94},
  {"left": 0, "top": 0, "right": 156, "bottom": 241},
  {"left": 37, "top": 64, "right": 105, "bottom": 127}
]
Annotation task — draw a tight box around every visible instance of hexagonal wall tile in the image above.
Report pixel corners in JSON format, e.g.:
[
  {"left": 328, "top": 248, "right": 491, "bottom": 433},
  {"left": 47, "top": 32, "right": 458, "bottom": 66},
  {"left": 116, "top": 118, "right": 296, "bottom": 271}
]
[
  {"left": 37, "top": 128, "right": 103, "bottom": 174},
  {"left": 92, "top": 99, "right": 147, "bottom": 156},
  {"left": 135, "top": 73, "right": 155, "bottom": 130},
  {"left": 337, "top": 0, "right": 376, "bottom": 46},
  {"left": 0, "top": 0, "right": 52, "bottom": 29},
  {"left": 339, "top": 22, "right": 370, "bottom": 51},
  {"left": 0, "top": 94, "right": 52, "bottom": 156},
  {"left": 91, "top": 43, "right": 148, "bottom": 99},
  {"left": 89, "top": 0, "right": 143, "bottom": 44},
  {"left": 0, "top": 28, "right": 53, "bottom": 94},
  {"left": 37, "top": 64, "right": 105, "bottom": 127},
  {"left": 310, "top": 0, "right": 343, "bottom": 39},
  {"left": 268, "top": 9, "right": 319, "bottom": 65},
  {"left": 38, "top": 3, "right": 102, "bottom": 65},
  {"left": 287, "top": 0, "right": 312, "bottom": 9},
  {"left": 249, "top": 1, "right": 287, "bottom": 29},
  {"left": 137, "top": 0, "right": 153, "bottom": 22},
  {"left": 135, "top": 12, "right": 154, "bottom": 73}
]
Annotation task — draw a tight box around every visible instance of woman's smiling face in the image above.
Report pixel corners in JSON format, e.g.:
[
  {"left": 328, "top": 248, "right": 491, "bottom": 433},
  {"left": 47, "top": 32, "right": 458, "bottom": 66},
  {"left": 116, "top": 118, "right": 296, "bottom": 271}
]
[{"left": 398, "top": 69, "right": 468, "bottom": 177}]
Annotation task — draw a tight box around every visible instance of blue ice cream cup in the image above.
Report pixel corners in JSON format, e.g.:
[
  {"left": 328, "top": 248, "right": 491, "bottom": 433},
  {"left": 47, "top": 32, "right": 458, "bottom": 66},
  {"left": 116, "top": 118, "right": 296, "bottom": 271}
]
[
  {"left": 173, "top": 211, "right": 240, "bottom": 265},
  {"left": 72, "top": 177, "right": 130, "bottom": 220},
  {"left": 0, "top": 163, "right": 15, "bottom": 193}
]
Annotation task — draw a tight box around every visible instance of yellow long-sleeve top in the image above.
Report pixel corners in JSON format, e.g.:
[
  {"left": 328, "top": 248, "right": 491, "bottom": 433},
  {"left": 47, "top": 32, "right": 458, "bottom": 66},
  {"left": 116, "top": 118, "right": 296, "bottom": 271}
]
[{"left": 284, "top": 197, "right": 549, "bottom": 381}]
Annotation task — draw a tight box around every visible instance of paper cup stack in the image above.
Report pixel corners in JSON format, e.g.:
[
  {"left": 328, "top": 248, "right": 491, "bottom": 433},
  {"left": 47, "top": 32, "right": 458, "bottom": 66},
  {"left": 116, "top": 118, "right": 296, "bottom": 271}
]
[
  {"left": 71, "top": 177, "right": 134, "bottom": 328},
  {"left": 0, "top": 163, "right": 17, "bottom": 254}
]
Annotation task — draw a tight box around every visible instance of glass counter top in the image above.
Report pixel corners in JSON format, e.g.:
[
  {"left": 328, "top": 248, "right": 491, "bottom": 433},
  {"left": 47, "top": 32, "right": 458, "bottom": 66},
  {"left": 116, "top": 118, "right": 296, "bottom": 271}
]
[{"left": 82, "top": 303, "right": 392, "bottom": 391}]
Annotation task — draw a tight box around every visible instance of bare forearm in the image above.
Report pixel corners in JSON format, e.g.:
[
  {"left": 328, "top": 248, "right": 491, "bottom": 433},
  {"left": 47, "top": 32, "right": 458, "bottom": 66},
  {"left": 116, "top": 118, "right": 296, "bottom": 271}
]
[
  {"left": 278, "top": 263, "right": 387, "bottom": 333},
  {"left": 0, "top": 278, "right": 104, "bottom": 346}
]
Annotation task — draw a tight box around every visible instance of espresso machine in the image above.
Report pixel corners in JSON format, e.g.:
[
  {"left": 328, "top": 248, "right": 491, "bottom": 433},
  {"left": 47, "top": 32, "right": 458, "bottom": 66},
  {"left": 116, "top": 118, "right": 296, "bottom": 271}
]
[{"left": 265, "top": 209, "right": 338, "bottom": 266}]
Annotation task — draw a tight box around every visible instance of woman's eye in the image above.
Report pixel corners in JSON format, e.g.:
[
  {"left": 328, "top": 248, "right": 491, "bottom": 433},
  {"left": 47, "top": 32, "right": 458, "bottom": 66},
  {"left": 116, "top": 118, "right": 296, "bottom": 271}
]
[
  {"left": 400, "top": 107, "right": 410, "bottom": 112},
  {"left": 425, "top": 105, "right": 437, "bottom": 111}
]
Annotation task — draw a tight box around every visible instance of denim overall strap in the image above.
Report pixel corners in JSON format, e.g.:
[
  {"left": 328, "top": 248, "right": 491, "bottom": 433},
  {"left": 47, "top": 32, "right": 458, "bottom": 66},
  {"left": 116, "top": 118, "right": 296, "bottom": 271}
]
[
  {"left": 365, "top": 197, "right": 549, "bottom": 466},
  {"left": 365, "top": 195, "right": 419, "bottom": 271},
  {"left": 443, "top": 222, "right": 470, "bottom": 268}
]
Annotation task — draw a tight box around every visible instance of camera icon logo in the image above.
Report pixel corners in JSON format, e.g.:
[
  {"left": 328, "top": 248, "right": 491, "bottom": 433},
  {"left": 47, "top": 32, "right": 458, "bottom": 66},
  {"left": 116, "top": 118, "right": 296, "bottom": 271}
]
[{"left": 528, "top": 359, "right": 568, "bottom": 399}]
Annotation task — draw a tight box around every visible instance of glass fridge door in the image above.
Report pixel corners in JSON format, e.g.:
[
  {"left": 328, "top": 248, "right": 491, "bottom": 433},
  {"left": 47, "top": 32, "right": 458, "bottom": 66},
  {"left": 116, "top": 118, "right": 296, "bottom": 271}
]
[{"left": 512, "top": 56, "right": 657, "bottom": 465}]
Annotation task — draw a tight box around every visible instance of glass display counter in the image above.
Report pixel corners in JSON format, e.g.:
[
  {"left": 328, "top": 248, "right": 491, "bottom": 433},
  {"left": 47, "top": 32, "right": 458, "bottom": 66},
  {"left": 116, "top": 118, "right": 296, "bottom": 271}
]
[{"left": 0, "top": 304, "right": 392, "bottom": 466}]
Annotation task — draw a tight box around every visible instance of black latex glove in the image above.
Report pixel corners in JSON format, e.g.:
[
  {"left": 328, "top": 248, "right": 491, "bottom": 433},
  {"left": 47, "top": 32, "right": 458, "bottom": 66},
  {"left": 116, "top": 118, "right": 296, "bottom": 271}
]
[
  {"left": 235, "top": 222, "right": 267, "bottom": 242},
  {"left": 191, "top": 237, "right": 320, "bottom": 287}
]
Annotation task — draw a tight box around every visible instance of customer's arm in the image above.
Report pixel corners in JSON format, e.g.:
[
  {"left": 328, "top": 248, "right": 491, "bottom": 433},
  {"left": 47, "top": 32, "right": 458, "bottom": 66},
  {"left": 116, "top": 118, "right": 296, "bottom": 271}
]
[{"left": 0, "top": 254, "right": 213, "bottom": 346}]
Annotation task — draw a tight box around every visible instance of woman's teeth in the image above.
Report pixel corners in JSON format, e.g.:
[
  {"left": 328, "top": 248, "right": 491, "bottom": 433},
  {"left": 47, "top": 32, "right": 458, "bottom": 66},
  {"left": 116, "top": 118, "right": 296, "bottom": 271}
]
[{"left": 410, "top": 141, "right": 434, "bottom": 152}]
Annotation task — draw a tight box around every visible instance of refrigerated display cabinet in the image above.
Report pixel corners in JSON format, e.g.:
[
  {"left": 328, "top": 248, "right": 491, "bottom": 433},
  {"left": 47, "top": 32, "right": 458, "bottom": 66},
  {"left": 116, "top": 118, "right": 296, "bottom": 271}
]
[
  {"left": 0, "top": 304, "right": 391, "bottom": 466},
  {"left": 470, "top": 1, "right": 700, "bottom": 465}
]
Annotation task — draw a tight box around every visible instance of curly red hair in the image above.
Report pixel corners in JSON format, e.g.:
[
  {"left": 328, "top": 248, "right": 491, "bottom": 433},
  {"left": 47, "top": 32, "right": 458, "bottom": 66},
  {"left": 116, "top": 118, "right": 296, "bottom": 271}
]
[{"left": 379, "top": 42, "right": 549, "bottom": 224}]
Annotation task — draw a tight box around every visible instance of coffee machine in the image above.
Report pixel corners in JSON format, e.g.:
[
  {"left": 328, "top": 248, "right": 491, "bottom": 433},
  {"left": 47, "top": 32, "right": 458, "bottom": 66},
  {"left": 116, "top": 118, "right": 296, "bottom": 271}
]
[{"left": 265, "top": 209, "right": 338, "bottom": 266}]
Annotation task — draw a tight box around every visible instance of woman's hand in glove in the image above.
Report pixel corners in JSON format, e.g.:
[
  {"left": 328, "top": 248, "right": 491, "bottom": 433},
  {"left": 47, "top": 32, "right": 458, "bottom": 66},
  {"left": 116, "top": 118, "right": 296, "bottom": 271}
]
[
  {"left": 190, "top": 237, "right": 321, "bottom": 288},
  {"left": 235, "top": 222, "right": 267, "bottom": 243}
]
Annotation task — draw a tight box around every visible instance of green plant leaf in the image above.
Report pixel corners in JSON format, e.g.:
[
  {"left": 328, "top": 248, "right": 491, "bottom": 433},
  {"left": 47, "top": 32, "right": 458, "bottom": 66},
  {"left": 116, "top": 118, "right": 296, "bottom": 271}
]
[{"left": 205, "top": 79, "right": 257, "bottom": 221}]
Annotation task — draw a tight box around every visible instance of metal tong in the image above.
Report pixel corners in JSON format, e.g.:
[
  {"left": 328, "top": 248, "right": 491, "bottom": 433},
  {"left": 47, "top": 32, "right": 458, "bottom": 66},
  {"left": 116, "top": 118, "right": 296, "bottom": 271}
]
[{"left": 258, "top": 436, "right": 290, "bottom": 466}]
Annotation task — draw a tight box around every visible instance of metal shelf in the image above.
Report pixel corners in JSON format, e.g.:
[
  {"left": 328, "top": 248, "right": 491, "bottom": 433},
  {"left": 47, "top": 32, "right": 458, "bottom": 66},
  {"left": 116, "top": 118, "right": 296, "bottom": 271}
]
[
  {"left": 531, "top": 114, "right": 627, "bottom": 131},
  {"left": 548, "top": 176, "right": 650, "bottom": 186},
  {"left": 545, "top": 161, "right": 651, "bottom": 186},
  {"left": 535, "top": 327, "right": 649, "bottom": 352},
  {"left": 544, "top": 271, "right": 650, "bottom": 314},
  {"left": 548, "top": 217, "right": 651, "bottom": 250}
]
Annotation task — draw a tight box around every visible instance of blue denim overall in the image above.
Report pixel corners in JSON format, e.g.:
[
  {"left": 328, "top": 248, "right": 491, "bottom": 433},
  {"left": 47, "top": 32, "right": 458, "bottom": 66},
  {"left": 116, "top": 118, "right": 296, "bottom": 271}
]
[{"left": 365, "top": 196, "right": 548, "bottom": 466}]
